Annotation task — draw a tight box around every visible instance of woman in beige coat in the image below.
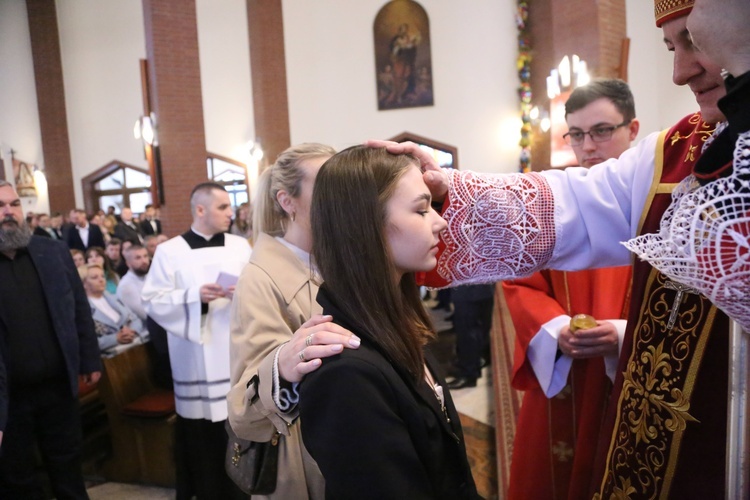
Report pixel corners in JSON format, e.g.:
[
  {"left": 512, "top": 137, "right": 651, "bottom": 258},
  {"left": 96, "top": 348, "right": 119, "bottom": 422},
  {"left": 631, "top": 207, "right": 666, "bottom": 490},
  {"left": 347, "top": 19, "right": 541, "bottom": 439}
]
[{"left": 228, "top": 144, "right": 360, "bottom": 499}]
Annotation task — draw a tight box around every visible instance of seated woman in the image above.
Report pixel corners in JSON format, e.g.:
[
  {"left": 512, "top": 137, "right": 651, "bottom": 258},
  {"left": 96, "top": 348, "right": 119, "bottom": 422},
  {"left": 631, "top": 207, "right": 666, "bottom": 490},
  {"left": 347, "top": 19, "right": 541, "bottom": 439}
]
[
  {"left": 228, "top": 143, "right": 359, "bottom": 499},
  {"left": 70, "top": 248, "right": 85, "bottom": 268},
  {"left": 79, "top": 263, "right": 147, "bottom": 355},
  {"left": 299, "top": 146, "right": 479, "bottom": 498},
  {"left": 86, "top": 246, "right": 119, "bottom": 294},
  {"left": 100, "top": 214, "right": 117, "bottom": 243}
]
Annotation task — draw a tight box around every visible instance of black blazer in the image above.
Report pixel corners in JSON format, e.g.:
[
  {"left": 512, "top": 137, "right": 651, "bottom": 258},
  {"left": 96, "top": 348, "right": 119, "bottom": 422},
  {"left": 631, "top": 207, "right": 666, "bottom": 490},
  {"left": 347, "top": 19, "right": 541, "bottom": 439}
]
[
  {"left": 140, "top": 218, "right": 162, "bottom": 236},
  {"left": 0, "top": 237, "right": 101, "bottom": 403},
  {"left": 33, "top": 226, "right": 51, "bottom": 238},
  {"left": 299, "top": 287, "right": 479, "bottom": 500},
  {"left": 0, "top": 318, "right": 7, "bottom": 431},
  {"left": 114, "top": 221, "right": 142, "bottom": 244},
  {"left": 66, "top": 223, "right": 106, "bottom": 251}
]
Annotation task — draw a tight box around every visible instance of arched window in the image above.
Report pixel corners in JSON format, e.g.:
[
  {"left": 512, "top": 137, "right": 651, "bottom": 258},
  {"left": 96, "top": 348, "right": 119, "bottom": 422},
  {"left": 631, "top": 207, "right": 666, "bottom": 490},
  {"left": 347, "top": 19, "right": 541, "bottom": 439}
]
[
  {"left": 82, "top": 161, "right": 152, "bottom": 214},
  {"left": 206, "top": 153, "right": 250, "bottom": 208}
]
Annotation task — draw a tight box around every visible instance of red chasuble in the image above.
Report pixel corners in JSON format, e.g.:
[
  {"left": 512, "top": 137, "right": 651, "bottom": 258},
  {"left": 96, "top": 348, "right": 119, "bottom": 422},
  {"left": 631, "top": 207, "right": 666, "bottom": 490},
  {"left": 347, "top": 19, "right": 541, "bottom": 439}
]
[
  {"left": 592, "top": 113, "right": 730, "bottom": 499},
  {"left": 504, "top": 266, "right": 631, "bottom": 500}
]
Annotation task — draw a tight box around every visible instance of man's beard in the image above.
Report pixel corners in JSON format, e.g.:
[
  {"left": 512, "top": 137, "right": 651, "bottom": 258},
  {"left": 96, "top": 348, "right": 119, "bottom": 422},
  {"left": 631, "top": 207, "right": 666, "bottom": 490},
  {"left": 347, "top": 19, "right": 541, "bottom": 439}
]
[
  {"left": 133, "top": 265, "right": 150, "bottom": 277},
  {"left": 0, "top": 218, "right": 32, "bottom": 252}
]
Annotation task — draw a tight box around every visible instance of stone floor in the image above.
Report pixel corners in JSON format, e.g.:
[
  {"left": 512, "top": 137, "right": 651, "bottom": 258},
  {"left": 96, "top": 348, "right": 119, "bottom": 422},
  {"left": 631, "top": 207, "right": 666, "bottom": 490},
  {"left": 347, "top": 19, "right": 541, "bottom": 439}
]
[{"left": 87, "top": 481, "right": 173, "bottom": 499}]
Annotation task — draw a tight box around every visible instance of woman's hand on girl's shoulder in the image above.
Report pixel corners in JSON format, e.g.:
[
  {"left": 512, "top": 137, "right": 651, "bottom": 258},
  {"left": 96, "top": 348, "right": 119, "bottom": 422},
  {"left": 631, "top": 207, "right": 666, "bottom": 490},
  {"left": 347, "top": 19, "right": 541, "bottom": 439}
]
[{"left": 278, "top": 315, "right": 361, "bottom": 383}]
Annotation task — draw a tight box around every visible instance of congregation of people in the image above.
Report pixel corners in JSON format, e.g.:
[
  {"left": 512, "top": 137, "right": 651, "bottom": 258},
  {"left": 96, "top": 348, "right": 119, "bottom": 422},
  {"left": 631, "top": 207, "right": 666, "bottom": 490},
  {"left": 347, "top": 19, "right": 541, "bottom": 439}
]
[{"left": 0, "top": 0, "right": 749, "bottom": 498}]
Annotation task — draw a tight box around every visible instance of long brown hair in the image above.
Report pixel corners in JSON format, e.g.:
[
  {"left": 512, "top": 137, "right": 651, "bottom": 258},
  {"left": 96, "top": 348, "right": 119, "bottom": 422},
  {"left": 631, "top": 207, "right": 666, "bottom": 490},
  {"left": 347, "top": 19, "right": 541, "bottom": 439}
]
[
  {"left": 311, "top": 146, "right": 434, "bottom": 380},
  {"left": 85, "top": 246, "right": 119, "bottom": 285}
]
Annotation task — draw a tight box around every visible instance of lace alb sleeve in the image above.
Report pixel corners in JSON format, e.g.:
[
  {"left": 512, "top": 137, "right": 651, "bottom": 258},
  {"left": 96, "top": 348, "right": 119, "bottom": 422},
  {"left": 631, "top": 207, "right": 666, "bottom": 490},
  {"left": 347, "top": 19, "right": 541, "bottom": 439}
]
[
  {"left": 436, "top": 169, "right": 557, "bottom": 285},
  {"left": 624, "top": 128, "right": 750, "bottom": 331}
]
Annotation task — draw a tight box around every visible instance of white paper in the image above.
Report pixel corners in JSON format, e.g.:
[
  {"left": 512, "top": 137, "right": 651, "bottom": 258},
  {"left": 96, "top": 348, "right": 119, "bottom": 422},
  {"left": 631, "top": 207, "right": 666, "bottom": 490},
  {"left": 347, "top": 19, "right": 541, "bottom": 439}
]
[{"left": 216, "top": 271, "right": 239, "bottom": 292}]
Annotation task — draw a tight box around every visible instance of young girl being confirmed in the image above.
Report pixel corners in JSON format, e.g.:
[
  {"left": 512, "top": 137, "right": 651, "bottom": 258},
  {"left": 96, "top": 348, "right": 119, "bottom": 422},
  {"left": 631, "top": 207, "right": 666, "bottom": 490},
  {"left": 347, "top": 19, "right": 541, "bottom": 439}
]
[{"left": 300, "top": 146, "right": 480, "bottom": 499}]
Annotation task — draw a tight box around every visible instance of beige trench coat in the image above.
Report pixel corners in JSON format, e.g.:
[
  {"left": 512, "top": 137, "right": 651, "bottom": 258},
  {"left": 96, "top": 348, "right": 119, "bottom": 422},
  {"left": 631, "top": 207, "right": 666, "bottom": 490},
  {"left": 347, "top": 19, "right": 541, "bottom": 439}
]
[{"left": 228, "top": 233, "right": 324, "bottom": 499}]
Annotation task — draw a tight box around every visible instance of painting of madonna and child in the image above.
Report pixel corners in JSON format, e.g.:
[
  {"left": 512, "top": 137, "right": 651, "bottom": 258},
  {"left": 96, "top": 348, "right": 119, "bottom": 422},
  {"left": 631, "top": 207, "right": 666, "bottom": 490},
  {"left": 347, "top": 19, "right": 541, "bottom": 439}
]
[{"left": 374, "top": 0, "right": 434, "bottom": 110}]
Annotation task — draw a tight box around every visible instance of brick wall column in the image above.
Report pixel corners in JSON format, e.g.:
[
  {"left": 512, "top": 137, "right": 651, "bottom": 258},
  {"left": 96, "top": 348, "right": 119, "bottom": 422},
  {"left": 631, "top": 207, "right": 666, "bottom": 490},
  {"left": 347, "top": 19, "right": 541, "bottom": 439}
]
[
  {"left": 247, "top": 0, "right": 290, "bottom": 166},
  {"left": 142, "top": 0, "right": 207, "bottom": 236},
  {"left": 26, "top": 0, "right": 76, "bottom": 212},
  {"left": 528, "top": 0, "right": 626, "bottom": 172}
]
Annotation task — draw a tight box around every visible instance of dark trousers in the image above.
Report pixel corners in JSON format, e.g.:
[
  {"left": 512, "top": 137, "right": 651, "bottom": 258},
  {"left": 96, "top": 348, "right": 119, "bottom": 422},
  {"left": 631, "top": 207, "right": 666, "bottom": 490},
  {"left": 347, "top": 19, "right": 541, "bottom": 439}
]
[
  {"left": 453, "top": 298, "right": 494, "bottom": 380},
  {"left": 0, "top": 380, "right": 88, "bottom": 500},
  {"left": 174, "top": 415, "right": 246, "bottom": 500}
]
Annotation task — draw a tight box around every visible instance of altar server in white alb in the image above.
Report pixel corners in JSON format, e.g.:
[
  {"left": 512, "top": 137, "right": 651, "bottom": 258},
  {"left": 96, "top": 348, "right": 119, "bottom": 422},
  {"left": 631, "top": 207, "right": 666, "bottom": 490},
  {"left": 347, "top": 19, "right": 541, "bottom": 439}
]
[{"left": 142, "top": 182, "right": 251, "bottom": 499}]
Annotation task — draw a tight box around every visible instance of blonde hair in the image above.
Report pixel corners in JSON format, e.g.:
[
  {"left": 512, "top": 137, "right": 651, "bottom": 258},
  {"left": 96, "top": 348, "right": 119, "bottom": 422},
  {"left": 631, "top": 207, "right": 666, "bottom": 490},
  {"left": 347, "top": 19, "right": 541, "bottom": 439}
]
[
  {"left": 78, "top": 263, "right": 104, "bottom": 282},
  {"left": 253, "top": 143, "right": 335, "bottom": 244}
]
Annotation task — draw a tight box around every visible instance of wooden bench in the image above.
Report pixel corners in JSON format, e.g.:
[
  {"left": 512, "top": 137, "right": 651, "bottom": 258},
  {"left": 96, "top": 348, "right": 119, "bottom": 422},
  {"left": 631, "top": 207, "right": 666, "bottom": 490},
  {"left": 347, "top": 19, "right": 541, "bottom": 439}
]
[{"left": 97, "top": 342, "right": 176, "bottom": 487}]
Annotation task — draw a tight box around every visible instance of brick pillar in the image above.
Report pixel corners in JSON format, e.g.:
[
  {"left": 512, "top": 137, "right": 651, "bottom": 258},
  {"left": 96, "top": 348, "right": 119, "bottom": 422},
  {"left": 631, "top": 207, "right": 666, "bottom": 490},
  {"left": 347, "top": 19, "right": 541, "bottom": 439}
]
[
  {"left": 247, "top": 0, "right": 290, "bottom": 166},
  {"left": 528, "top": 0, "right": 554, "bottom": 175},
  {"left": 142, "top": 0, "right": 207, "bottom": 236},
  {"left": 598, "top": 0, "right": 628, "bottom": 79},
  {"left": 529, "top": 0, "right": 627, "bottom": 172},
  {"left": 26, "top": 0, "right": 76, "bottom": 212}
]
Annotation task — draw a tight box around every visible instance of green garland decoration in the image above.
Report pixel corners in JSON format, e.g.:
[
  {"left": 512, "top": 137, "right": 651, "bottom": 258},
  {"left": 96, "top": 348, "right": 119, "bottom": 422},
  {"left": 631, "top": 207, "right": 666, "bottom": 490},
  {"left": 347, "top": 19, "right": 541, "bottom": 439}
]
[{"left": 516, "top": 1, "right": 532, "bottom": 172}]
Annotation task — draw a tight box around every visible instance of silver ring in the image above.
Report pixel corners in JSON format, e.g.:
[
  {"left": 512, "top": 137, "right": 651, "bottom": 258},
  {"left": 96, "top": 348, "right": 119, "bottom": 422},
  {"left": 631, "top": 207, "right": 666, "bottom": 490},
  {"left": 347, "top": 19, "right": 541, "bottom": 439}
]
[
  {"left": 305, "top": 334, "right": 314, "bottom": 347},
  {"left": 299, "top": 350, "right": 306, "bottom": 362}
]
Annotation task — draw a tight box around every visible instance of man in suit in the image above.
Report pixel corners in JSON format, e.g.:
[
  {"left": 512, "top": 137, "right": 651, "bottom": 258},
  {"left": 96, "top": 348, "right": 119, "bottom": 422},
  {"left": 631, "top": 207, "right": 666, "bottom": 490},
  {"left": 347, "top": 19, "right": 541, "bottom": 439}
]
[
  {"left": 114, "top": 207, "right": 143, "bottom": 245},
  {"left": 139, "top": 203, "right": 162, "bottom": 236},
  {"left": 66, "top": 209, "right": 106, "bottom": 251},
  {"left": 0, "top": 180, "right": 101, "bottom": 498},
  {"left": 49, "top": 212, "right": 64, "bottom": 240},
  {"left": 61, "top": 208, "right": 78, "bottom": 239},
  {"left": 33, "top": 213, "right": 53, "bottom": 238}
]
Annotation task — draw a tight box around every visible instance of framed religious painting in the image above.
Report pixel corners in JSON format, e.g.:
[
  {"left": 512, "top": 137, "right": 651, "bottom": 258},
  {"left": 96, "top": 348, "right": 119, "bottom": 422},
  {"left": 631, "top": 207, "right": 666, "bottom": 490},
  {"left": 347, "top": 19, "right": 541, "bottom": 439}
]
[
  {"left": 13, "top": 159, "right": 37, "bottom": 197},
  {"left": 374, "top": 0, "right": 434, "bottom": 110}
]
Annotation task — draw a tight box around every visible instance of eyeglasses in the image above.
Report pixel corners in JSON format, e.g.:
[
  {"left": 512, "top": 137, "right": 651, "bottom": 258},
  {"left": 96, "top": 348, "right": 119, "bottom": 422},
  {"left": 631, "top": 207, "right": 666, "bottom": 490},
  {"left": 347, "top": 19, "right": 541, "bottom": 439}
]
[{"left": 562, "top": 120, "right": 631, "bottom": 146}]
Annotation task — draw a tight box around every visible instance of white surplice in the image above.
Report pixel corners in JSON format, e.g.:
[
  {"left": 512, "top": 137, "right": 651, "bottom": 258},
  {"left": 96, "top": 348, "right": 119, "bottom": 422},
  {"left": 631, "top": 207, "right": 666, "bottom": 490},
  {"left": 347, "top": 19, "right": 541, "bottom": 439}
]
[{"left": 142, "top": 233, "right": 251, "bottom": 421}]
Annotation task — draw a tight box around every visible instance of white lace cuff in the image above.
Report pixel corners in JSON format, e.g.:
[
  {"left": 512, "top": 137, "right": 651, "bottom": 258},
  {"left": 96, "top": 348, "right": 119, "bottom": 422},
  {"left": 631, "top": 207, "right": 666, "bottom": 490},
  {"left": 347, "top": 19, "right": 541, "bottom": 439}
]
[
  {"left": 624, "top": 128, "right": 750, "bottom": 331},
  {"left": 438, "top": 169, "right": 556, "bottom": 285}
]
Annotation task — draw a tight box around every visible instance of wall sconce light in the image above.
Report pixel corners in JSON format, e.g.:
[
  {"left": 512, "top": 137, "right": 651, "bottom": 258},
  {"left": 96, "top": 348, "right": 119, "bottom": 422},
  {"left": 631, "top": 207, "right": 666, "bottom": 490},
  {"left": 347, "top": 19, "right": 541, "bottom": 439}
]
[
  {"left": 134, "top": 112, "right": 158, "bottom": 146},
  {"left": 133, "top": 111, "right": 163, "bottom": 205},
  {"left": 546, "top": 55, "right": 590, "bottom": 99},
  {"left": 247, "top": 140, "right": 264, "bottom": 164}
]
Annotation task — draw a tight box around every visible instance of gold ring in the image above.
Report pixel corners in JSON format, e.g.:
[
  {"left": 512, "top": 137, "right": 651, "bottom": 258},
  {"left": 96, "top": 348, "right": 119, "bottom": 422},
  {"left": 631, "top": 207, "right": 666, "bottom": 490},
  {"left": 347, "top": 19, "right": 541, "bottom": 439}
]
[
  {"left": 299, "top": 350, "right": 306, "bottom": 362},
  {"left": 305, "top": 335, "right": 314, "bottom": 347}
]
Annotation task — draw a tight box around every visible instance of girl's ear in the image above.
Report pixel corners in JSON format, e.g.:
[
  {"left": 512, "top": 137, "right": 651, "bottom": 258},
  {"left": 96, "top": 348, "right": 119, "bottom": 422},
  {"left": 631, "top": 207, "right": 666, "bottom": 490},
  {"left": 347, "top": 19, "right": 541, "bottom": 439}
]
[{"left": 276, "top": 190, "right": 295, "bottom": 217}]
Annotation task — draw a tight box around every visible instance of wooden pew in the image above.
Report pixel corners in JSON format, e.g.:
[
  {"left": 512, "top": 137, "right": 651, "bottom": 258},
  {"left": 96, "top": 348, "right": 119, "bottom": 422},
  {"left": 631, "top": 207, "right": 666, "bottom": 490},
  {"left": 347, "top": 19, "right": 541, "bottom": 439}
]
[{"left": 97, "top": 342, "right": 176, "bottom": 487}]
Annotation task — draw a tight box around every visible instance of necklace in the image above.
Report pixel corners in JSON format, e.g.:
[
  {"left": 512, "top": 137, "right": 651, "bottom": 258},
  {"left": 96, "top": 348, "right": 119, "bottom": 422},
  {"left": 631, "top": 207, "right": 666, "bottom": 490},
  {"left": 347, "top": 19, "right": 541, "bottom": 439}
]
[{"left": 424, "top": 365, "right": 450, "bottom": 424}]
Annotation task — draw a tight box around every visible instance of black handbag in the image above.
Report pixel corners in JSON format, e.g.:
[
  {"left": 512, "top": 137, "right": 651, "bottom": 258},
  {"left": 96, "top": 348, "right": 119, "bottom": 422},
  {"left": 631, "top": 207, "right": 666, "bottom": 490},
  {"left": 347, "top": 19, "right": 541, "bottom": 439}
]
[{"left": 225, "top": 421, "right": 280, "bottom": 495}]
